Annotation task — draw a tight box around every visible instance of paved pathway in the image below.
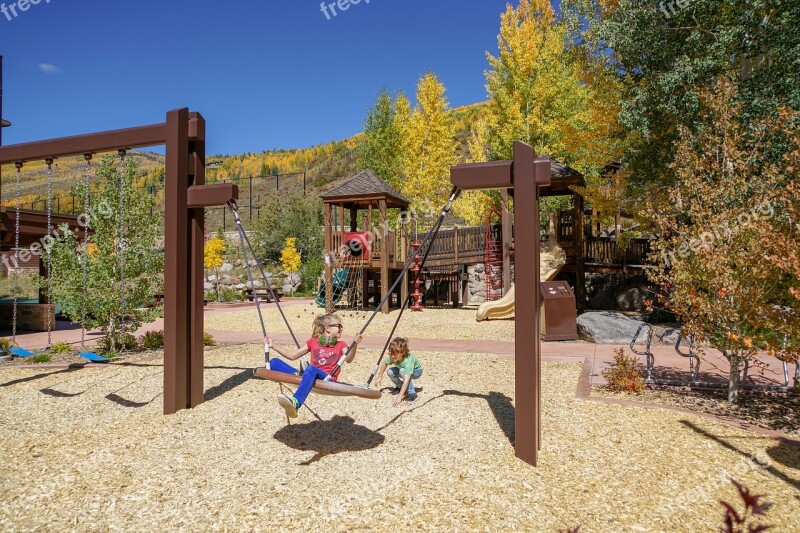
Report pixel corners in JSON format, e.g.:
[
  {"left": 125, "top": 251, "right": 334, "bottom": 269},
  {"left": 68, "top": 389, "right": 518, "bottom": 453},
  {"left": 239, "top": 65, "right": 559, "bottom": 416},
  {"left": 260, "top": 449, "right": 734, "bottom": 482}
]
[{"left": 3, "top": 301, "right": 796, "bottom": 389}]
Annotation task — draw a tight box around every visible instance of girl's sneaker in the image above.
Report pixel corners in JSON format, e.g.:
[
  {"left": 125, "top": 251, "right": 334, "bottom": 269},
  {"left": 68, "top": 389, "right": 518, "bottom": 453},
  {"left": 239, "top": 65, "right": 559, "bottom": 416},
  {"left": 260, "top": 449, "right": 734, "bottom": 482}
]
[
  {"left": 277, "top": 394, "right": 299, "bottom": 418},
  {"left": 390, "top": 387, "right": 401, "bottom": 395},
  {"left": 405, "top": 392, "right": 418, "bottom": 402}
]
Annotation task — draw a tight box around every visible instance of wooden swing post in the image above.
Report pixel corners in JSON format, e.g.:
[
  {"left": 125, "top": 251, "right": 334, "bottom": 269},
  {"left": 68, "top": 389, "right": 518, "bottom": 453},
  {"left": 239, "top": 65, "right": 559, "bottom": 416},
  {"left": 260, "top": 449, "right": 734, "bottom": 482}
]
[{"left": 450, "top": 141, "right": 550, "bottom": 467}]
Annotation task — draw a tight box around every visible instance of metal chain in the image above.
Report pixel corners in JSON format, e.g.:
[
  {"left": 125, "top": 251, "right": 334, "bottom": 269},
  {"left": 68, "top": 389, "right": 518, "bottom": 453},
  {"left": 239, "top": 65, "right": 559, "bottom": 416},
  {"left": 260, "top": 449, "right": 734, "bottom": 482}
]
[
  {"left": 80, "top": 154, "right": 92, "bottom": 349},
  {"left": 45, "top": 158, "right": 54, "bottom": 347},
  {"left": 11, "top": 162, "right": 23, "bottom": 346},
  {"left": 118, "top": 149, "right": 127, "bottom": 352}
]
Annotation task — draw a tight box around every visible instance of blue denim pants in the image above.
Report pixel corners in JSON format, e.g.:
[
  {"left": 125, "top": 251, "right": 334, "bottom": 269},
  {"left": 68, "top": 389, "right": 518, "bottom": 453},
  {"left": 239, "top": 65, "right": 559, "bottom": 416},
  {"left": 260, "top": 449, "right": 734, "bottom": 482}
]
[
  {"left": 269, "top": 358, "right": 329, "bottom": 408},
  {"left": 387, "top": 366, "right": 423, "bottom": 394}
]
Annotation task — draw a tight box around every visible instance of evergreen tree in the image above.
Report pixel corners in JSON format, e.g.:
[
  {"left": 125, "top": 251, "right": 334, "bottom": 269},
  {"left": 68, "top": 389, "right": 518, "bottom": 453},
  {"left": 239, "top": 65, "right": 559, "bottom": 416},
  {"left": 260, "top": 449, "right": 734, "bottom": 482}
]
[{"left": 358, "top": 89, "right": 406, "bottom": 188}]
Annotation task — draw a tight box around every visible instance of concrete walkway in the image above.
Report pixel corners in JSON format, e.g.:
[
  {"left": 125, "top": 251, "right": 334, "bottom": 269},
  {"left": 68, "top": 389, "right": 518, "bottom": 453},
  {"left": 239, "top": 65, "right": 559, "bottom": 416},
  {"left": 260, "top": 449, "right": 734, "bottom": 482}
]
[{"left": 3, "top": 301, "right": 797, "bottom": 389}]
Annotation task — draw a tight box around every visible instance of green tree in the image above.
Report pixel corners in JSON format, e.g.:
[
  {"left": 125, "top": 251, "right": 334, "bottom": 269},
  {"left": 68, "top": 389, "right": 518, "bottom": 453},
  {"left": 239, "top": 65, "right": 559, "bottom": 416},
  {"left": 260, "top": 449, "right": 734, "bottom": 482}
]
[
  {"left": 358, "top": 89, "right": 406, "bottom": 188},
  {"left": 252, "top": 193, "right": 324, "bottom": 263},
  {"left": 583, "top": 0, "right": 800, "bottom": 192},
  {"left": 49, "top": 155, "right": 163, "bottom": 351}
]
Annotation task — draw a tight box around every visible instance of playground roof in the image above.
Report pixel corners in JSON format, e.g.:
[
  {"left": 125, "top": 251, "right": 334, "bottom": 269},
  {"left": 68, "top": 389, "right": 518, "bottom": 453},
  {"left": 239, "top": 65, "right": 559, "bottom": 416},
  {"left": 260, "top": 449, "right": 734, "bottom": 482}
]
[
  {"left": 321, "top": 170, "right": 410, "bottom": 209},
  {"left": 539, "top": 155, "right": 585, "bottom": 197}
]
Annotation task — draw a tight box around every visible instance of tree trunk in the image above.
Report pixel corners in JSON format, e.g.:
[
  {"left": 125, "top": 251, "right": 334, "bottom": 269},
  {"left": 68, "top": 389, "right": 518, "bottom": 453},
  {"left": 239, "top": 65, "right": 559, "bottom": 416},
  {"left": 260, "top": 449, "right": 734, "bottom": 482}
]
[
  {"left": 215, "top": 267, "right": 221, "bottom": 303},
  {"left": 728, "top": 351, "right": 741, "bottom": 403}
]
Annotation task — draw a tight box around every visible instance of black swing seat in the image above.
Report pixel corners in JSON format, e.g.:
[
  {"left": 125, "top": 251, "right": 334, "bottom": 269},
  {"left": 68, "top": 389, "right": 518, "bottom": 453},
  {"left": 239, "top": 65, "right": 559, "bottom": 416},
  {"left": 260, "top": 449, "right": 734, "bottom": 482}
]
[{"left": 253, "top": 367, "right": 382, "bottom": 400}]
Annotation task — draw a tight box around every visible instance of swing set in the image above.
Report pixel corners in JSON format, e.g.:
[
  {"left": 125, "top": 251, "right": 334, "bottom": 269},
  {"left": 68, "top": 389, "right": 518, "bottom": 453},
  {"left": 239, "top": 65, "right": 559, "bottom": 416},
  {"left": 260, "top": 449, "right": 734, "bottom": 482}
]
[{"left": 0, "top": 112, "right": 551, "bottom": 466}]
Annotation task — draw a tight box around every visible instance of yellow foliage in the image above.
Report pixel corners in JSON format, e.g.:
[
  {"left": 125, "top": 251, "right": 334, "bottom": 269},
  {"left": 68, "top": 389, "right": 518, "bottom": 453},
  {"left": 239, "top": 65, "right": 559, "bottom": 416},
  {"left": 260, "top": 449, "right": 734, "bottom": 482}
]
[
  {"left": 280, "top": 237, "right": 302, "bottom": 274},
  {"left": 204, "top": 237, "right": 225, "bottom": 270},
  {"left": 398, "top": 72, "right": 459, "bottom": 213}
]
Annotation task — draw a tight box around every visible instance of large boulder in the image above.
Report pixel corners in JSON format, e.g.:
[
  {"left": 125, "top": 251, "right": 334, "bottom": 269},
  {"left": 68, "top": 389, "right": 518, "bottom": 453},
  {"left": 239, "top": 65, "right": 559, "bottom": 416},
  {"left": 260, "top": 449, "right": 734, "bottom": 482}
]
[{"left": 577, "top": 311, "right": 644, "bottom": 344}]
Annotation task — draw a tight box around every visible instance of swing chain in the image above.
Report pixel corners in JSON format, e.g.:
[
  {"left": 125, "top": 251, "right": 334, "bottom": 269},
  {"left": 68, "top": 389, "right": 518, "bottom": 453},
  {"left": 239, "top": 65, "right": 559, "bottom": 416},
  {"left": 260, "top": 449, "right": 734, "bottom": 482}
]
[
  {"left": 117, "top": 149, "right": 127, "bottom": 352},
  {"left": 80, "top": 154, "right": 92, "bottom": 349},
  {"left": 11, "top": 161, "right": 23, "bottom": 346},
  {"left": 45, "top": 158, "right": 54, "bottom": 347}
]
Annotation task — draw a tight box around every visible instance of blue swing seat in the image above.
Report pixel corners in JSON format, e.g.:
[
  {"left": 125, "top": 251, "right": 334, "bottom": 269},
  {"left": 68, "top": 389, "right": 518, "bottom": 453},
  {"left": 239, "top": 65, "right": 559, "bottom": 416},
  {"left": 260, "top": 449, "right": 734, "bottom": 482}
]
[
  {"left": 78, "top": 351, "right": 121, "bottom": 363},
  {"left": 9, "top": 347, "right": 37, "bottom": 358}
]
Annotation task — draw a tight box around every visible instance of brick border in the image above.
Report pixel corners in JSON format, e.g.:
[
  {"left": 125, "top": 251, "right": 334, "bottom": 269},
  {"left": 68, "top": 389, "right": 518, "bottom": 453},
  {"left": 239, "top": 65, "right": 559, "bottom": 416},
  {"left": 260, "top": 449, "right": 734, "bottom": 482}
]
[{"left": 576, "top": 357, "right": 800, "bottom": 447}]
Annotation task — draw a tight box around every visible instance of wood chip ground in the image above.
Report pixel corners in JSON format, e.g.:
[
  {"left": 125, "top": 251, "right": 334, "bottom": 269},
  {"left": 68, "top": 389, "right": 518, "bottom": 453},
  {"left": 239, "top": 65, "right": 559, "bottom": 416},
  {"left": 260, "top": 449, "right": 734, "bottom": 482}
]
[{"left": 1, "top": 346, "right": 798, "bottom": 531}]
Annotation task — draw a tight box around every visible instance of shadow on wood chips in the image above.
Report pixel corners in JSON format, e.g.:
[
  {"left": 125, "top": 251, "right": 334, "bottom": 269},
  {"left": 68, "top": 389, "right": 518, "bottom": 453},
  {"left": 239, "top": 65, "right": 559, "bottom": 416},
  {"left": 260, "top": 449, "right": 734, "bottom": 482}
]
[{"left": 274, "top": 415, "right": 386, "bottom": 465}]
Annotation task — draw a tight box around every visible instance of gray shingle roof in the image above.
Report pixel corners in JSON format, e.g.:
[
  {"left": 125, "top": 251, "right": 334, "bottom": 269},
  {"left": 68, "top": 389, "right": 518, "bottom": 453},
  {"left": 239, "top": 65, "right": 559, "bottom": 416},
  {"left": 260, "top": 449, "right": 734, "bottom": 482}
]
[{"left": 321, "top": 170, "right": 411, "bottom": 206}]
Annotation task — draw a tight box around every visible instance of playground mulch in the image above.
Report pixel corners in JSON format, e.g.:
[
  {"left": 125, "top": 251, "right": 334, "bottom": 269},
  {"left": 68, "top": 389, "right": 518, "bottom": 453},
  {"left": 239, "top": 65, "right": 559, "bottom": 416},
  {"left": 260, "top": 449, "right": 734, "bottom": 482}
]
[
  {"left": 204, "top": 302, "right": 517, "bottom": 341},
  {"left": 593, "top": 385, "right": 800, "bottom": 438},
  {"left": 1, "top": 346, "right": 798, "bottom": 531}
]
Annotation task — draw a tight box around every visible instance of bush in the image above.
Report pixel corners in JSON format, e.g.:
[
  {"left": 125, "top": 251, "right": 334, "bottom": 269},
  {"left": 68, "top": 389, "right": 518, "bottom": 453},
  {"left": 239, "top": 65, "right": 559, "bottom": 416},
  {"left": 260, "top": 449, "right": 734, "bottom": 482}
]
[
  {"left": 140, "top": 330, "right": 165, "bottom": 349},
  {"left": 30, "top": 353, "right": 52, "bottom": 363},
  {"left": 203, "top": 332, "right": 216, "bottom": 346},
  {"left": 97, "top": 334, "right": 138, "bottom": 353},
  {"left": 49, "top": 341, "right": 73, "bottom": 354},
  {"left": 300, "top": 256, "right": 324, "bottom": 293},
  {"left": 602, "top": 348, "right": 645, "bottom": 394},
  {"left": 0, "top": 337, "right": 11, "bottom": 352}
]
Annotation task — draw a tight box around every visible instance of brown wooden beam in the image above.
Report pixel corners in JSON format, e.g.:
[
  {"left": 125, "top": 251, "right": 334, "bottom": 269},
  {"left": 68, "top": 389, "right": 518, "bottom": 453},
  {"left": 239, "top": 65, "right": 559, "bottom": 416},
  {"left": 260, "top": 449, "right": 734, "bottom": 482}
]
[
  {"left": 450, "top": 160, "right": 512, "bottom": 190},
  {"left": 164, "top": 108, "right": 190, "bottom": 415},
  {"left": 187, "top": 183, "right": 238, "bottom": 208}
]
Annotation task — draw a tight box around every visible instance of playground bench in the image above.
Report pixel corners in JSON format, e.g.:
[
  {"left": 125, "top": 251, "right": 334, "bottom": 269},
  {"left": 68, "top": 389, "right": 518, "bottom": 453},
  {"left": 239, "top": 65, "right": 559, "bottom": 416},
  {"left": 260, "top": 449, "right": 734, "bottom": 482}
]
[{"left": 245, "top": 287, "right": 283, "bottom": 302}]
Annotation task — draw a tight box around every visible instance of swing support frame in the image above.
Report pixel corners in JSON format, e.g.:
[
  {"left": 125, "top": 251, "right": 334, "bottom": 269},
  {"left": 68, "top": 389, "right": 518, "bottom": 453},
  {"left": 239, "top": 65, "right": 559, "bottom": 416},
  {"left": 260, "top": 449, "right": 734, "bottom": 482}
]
[
  {"left": 450, "top": 141, "right": 551, "bottom": 467},
  {"left": 0, "top": 108, "right": 238, "bottom": 415}
]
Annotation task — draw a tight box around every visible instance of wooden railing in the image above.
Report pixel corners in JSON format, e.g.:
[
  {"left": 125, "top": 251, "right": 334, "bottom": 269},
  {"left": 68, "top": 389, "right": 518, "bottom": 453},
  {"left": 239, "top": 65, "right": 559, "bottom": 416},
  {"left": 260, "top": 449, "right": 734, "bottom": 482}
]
[
  {"left": 426, "top": 225, "right": 488, "bottom": 263},
  {"left": 584, "top": 237, "right": 651, "bottom": 267}
]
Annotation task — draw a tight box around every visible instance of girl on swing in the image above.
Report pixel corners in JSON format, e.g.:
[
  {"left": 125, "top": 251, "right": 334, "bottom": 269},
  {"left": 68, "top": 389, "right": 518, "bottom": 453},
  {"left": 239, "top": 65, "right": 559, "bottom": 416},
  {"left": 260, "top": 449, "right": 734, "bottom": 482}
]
[{"left": 265, "top": 314, "right": 363, "bottom": 418}]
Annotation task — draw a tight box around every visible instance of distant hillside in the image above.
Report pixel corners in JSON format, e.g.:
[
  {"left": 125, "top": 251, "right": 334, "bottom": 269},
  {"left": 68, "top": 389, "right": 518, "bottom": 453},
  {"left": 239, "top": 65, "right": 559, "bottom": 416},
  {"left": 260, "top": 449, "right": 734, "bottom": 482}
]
[{"left": 0, "top": 101, "right": 488, "bottom": 228}]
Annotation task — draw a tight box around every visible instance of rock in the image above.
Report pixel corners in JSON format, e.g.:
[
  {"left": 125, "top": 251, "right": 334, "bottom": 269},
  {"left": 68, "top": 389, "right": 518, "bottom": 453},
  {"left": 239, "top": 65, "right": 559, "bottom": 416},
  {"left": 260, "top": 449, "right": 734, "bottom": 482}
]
[
  {"left": 203, "top": 282, "right": 213, "bottom": 291},
  {"left": 616, "top": 287, "right": 645, "bottom": 312},
  {"left": 234, "top": 259, "right": 243, "bottom": 267},
  {"left": 234, "top": 283, "right": 245, "bottom": 290},
  {"left": 207, "top": 274, "right": 217, "bottom": 283},
  {"left": 282, "top": 284, "right": 294, "bottom": 294},
  {"left": 220, "top": 263, "right": 234, "bottom": 272},
  {"left": 245, "top": 280, "right": 262, "bottom": 289},
  {"left": 473, "top": 263, "right": 485, "bottom": 274},
  {"left": 248, "top": 259, "right": 259, "bottom": 267},
  {"left": 577, "top": 311, "right": 644, "bottom": 344}
]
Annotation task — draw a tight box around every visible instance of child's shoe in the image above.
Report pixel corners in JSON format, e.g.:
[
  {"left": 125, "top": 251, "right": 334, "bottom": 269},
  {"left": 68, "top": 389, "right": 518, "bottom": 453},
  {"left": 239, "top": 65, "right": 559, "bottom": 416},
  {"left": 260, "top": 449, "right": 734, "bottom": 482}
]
[
  {"left": 390, "top": 387, "right": 401, "bottom": 396},
  {"left": 277, "top": 394, "right": 299, "bottom": 418},
  {"left": 405, "top": 392, "right": 418, "bottom": 402}
]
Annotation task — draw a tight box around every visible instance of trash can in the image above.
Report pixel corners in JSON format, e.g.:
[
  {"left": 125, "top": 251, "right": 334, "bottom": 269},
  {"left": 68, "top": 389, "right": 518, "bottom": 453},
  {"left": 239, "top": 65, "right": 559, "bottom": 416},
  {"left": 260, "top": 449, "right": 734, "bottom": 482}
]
[{"left": 539, "top": 281, "right": 578, "bottom": 341}]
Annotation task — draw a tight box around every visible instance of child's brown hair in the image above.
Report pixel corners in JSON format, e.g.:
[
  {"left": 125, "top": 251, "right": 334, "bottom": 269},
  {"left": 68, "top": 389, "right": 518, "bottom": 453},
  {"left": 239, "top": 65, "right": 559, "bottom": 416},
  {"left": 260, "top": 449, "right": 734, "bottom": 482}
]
[
  {"left": 323, "top": 314, "right": 343, "bottom": 329},
  {"left": 388, "top": 337, "right": 409, "bottom": 357},
  {"left": 311, "top": 315, "right": 327, "bottom": 336}
]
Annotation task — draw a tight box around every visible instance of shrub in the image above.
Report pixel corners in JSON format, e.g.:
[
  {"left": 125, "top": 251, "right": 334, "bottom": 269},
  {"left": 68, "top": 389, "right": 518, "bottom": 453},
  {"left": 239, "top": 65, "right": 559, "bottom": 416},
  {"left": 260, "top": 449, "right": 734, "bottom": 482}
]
[
  {"left": 203, "top": 332, "right": 216, "bottom": 346},
  {"left": 30, "top": 353, "right": 52, "bottom": 364},
  {"left": 49, "top": 341, "right": 73, "bottom": 354},
  {"left": 140, "top": 330, "right": 165, "bottom": 350},
  {"left": 98, "top": 333, "right": 138, "bottom": 353},
  {"left": 602, "top": 348, "right": 645, "bottom": 394},
  {"left": 300, "top": 255, "right": 324, "bottom": 293},
  {"left": 0, "top": 337, "right": 11, "bottom": 352}
]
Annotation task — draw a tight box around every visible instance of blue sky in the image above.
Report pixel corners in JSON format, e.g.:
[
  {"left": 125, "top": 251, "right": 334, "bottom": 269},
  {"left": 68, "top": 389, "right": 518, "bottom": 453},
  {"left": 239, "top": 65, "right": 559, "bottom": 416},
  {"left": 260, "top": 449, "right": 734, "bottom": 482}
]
[{"left": 0, "top": 0, "right": 513, "bottom": 155}]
